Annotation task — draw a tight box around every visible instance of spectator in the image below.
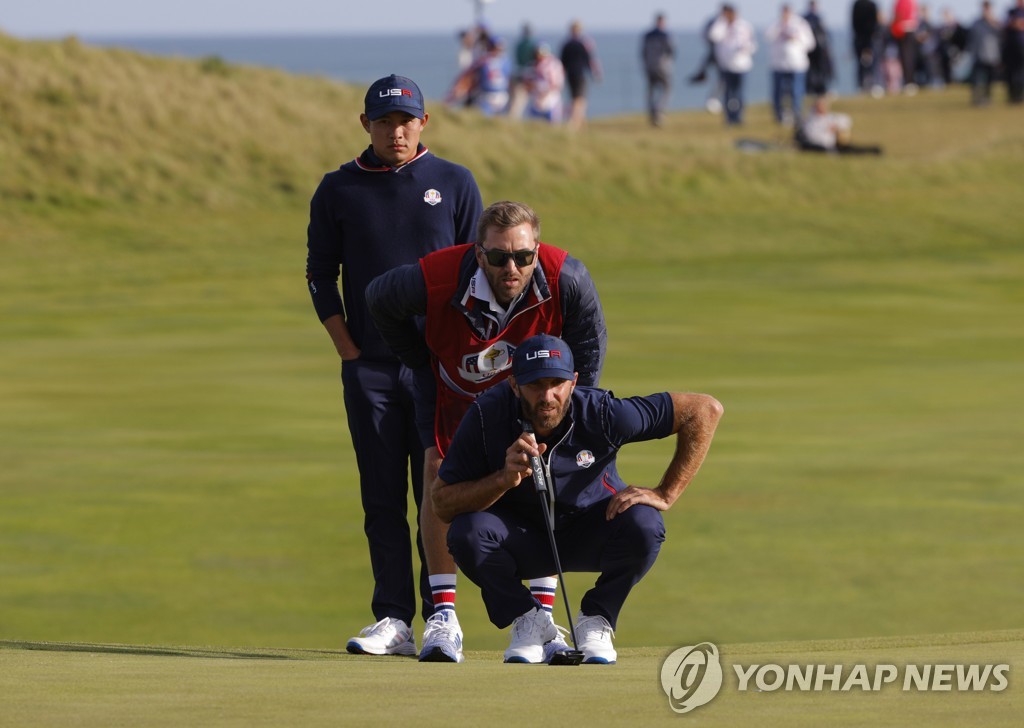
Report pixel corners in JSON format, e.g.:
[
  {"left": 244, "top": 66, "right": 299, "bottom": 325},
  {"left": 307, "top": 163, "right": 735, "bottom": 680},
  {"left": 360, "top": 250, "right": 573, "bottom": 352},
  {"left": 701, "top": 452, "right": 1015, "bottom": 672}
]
[
  {"left": 880, "top": 13, "right": 907, "bottom": 93},
  {"left": 509, "top": 23, "right": 538, "bottom": 118},
  {"left": 765, "top": 4, "right": 817, "bottom": 126},
  {"left": 456, "top": 24, "right": 493, "bottom": 70},
  {"left": 641, "top": 13, "right": 676, "bottom": 126},
  {"left": 708, "top": 4, "right": 758, "bottom": 125},
  {"left": 936, "top": 7, "right": 969, "bottom": 86},
  {"left": 1006, "top": 0, "right": 1024, "bottom": 103},
  {"left": 689, "top": 9, "right": 717, "bottom": 83},
  {"left": 456, "top": 28, "right": 476, "bottom": 73},
  {"left": 514, "top": 23, "right": 538, "bottom": 72},
  {"left": 914, "top": 4, "right": 943, "bottom": 86},
  {"left": 796, "top": 96, "right": 884, "bottom": 154},
  {"left": 891, "top": 0, "right": 921, "bottom": 92},
  {"left": 446, "top": 35, "right": 511, "bottom": 116},
  {"left": 852, "top": 0, "right": 882, "bottom": 93},
  {"left": 560, "top": 20, "right": 603, "bottom": 131},
  {"left": 690, "top": 8, "right": 726, "bottom": 113},
  {"left": 525, "top": 43, "right": 566, "bottom": 123},
  {"left": 804, "top": 0, "right": 836, "bottom": 96},
  {"left": 967, "top": 0, "right": 1002, "bottom": 106}
]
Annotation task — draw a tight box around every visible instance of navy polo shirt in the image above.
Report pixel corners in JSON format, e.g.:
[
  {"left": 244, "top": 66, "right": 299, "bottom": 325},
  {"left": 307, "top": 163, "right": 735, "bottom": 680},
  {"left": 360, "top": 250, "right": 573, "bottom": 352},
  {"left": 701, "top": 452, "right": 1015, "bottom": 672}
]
[{"left": 438, "top": 384, "right": 675, "bottom": 527}]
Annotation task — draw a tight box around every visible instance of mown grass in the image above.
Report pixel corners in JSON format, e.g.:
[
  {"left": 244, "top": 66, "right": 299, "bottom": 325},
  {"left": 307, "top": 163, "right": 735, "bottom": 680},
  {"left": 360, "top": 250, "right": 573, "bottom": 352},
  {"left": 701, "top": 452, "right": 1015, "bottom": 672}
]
[
  {"left": 1, "top": 31, "right": 1022, "bottom": 660},
  {"left": 2, "top": 630, "right": 1021, "bottom": 727}
]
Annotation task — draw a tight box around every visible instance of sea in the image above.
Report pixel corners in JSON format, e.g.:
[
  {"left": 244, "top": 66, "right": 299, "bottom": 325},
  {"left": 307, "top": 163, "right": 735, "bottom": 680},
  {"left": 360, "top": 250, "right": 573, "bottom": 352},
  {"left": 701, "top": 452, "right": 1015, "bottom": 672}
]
[{"left": 84, "top": 30, "right": 859, "bottom": 119}]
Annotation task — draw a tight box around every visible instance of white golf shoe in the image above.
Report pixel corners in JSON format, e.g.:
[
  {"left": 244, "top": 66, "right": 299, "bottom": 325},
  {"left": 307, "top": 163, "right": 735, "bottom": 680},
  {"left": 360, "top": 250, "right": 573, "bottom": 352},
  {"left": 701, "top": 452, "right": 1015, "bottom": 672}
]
[
  {"left": 419, "top": 609, "right": 465, "bottom": 663},
  {"left": 504, "top": 607, "right": 558, "bottom": 664},
  {"left": 346, "top": 617, "right": 417, "bottom": 656},
  {"left": 575, "top": 612, "right": 616, "bottom": 664},
  {"left": 541, "top": 622, "right": 573, "bottom": 664}
]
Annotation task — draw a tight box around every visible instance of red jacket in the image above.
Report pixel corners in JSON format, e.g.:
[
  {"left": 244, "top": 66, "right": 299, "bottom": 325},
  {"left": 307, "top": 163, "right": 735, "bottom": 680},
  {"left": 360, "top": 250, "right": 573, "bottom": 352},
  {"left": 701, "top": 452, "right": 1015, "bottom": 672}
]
[
  {"left": 422, "top": 244, "right": 567, "bottom": 454},
  {"left": 891, "top": 0, "right": 918, "bottom": 39}
]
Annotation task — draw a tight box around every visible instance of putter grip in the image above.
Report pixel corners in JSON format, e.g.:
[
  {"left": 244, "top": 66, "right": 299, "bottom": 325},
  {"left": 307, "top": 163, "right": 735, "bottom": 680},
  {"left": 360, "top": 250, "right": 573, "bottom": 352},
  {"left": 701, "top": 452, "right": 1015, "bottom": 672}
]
[
  {"left": 530, "top": 452, "right": 547, "bottom": 492},
  {"left": 522, "top": 421, "right": 548, "bottom": 493}
]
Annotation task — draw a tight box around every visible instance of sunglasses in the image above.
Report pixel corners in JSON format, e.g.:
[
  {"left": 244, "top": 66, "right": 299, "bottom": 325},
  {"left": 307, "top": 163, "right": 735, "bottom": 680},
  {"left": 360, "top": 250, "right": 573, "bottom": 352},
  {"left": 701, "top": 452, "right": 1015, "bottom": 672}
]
[{"left": 478, "top": 246, "right": 538, "bottom": 268}]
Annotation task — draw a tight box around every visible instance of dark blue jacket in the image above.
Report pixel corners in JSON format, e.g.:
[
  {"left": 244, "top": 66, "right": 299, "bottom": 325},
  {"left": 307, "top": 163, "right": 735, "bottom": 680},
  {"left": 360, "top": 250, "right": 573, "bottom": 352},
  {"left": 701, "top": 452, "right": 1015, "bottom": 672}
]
[
  {"left": 438, "top": 385, "right": 674, "bottom": 529},
  {"left": 305, "top": 145, "right": 482, "bottom": 362}
]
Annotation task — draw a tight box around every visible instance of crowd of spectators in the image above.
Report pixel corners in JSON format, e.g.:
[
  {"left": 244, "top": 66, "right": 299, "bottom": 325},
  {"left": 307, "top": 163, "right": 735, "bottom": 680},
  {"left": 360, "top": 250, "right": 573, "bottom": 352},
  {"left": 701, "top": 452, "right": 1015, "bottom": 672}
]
[
  {"left": 445, "top": 2, "right": 1024, "bottom": 130},
  {"left": 848, "top": 0, "right": 1024, "bottom": 104},
  {"left": 446, "top": 19, "right": 601, "bottom": 129}
]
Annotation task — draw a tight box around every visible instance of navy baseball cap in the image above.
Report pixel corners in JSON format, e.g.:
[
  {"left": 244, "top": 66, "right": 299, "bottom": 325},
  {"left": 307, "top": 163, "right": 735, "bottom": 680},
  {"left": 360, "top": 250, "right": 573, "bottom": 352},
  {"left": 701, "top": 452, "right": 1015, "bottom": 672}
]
[
  {"left": 512, "top": 334, "right": 575, "bottom": 385},
  {"left": 364, "top": 74, "right": 425, "bottom": 120}
]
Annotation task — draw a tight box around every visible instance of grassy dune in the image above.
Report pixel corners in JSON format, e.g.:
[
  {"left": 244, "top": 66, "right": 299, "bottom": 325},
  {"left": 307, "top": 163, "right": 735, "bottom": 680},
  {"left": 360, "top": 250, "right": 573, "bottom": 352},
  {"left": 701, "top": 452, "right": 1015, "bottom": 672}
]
[{"left": 1, "top": 28, "right": 1022, "bottom": 676}]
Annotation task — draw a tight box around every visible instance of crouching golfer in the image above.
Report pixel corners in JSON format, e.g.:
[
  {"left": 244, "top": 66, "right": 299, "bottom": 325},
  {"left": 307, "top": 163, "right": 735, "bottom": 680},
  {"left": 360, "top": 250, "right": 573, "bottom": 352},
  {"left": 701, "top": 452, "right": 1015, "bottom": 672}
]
[{"left": 433, "top": 334, "right": 723, "bottom": 664}]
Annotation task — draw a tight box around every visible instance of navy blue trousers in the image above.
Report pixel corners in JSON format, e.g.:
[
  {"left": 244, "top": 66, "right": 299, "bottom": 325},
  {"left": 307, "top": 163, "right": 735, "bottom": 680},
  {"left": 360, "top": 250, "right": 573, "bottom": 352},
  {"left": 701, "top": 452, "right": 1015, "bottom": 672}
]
[
  {"left": 772, "top": 70, "right": 806, "bottom": 125},
  {"left": 342, "top": 359, "right": 430, "bottom": 625},
  {"left": 447, "top": 501, "right": 665, "bottom": 630},
  {"left": 721, "top": 71, "right": 746, "bottom": 125}
]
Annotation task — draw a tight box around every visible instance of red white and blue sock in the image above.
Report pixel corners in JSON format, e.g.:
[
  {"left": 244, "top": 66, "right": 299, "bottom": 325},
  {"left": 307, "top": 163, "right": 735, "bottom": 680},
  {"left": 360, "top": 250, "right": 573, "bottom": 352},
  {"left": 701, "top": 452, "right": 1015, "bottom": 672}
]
[
  {"left": 529, "top": 576, "right": 557, "bottom": 614},
  {"left": 429, "top": 573, "right": 457, "bottom": 615}
]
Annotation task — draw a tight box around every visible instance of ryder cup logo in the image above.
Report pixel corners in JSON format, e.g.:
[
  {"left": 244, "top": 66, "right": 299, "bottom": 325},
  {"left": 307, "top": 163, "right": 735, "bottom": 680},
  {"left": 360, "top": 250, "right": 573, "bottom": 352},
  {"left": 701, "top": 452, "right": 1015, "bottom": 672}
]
[
  {"left": 576, "top": 450, "right": 595, "bottom": 468},
  {"left": 458, "top": 342, "right": 514, "bottom": 383},
  {"left": 660, "top": 642, "right": 724, "bottom": 714},
  {"left": 423, "top": 189, "right": 442, "bottom": 206}
]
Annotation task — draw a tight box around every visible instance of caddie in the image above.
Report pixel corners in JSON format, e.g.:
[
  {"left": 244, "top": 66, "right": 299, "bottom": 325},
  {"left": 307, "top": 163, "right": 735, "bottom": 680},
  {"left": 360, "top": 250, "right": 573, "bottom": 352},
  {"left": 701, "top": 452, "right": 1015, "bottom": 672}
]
[{"left": 366, "top": 200, "right": 606, "bottom": 663}]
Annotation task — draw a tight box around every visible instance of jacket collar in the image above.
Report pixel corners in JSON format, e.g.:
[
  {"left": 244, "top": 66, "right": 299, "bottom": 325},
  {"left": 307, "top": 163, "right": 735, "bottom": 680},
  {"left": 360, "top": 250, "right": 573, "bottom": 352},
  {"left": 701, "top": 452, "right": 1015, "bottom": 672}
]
[{"left": 354, "top": 144, "right": 429, "bottom": 171}]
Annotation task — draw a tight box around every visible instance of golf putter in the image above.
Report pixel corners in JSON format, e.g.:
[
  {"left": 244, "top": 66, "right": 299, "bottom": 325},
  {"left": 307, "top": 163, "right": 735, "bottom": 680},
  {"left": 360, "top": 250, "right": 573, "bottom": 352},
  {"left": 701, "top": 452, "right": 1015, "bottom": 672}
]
[{"left": 523, "top": 421, "right": 585, "bottom": 666}]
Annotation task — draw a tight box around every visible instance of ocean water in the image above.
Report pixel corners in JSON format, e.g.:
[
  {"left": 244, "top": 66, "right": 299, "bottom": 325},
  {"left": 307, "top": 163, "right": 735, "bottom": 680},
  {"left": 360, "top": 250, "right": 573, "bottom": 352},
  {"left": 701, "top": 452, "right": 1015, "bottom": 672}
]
[{"left": 87, "top": 30, "right": 857, "bottom": 119}]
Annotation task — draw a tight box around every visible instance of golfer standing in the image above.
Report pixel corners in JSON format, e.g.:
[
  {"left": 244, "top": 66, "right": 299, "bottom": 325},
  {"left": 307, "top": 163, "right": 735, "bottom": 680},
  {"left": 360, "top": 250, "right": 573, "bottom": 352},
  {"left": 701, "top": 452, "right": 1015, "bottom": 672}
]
[
  {"left": 305, "top": 74, "right": 483, "bottom": 657},
  {"left": 433, "top": 334, "right": 723, "bottom": 664}
]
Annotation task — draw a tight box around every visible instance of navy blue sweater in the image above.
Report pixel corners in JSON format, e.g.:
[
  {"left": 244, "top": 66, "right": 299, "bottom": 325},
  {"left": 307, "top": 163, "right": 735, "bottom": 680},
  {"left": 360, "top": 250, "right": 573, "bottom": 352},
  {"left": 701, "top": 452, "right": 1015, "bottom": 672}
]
[
  {"left": 439, "top": 385, "right": 675, "bottom": 528},
  {"left": 305, "top": 145, "right": 483, "bottom": 362}
]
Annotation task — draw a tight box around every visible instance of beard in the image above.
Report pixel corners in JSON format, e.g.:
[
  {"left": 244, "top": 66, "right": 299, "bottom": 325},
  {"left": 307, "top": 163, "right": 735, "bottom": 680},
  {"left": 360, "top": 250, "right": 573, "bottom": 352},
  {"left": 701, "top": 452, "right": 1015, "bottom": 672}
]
[
  {"left": 520, "top": 393, "right": 571, "bottom": 433},
  {"left": 485, "top": 267, "right": 528, "bottom": 307}
]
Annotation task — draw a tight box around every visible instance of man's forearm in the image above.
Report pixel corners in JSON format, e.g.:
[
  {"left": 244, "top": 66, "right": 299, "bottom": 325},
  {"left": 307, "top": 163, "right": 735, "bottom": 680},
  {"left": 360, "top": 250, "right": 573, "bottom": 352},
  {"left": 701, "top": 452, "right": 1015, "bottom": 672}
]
[
  {"left": 322, "top": 314, "right": 360, "bottom": 361},
  {"left": 432, "top": 472, "right": 516, "bottom": 523},
  {"left": 656, "top": 393, "right": 724, "bottom": 507}
]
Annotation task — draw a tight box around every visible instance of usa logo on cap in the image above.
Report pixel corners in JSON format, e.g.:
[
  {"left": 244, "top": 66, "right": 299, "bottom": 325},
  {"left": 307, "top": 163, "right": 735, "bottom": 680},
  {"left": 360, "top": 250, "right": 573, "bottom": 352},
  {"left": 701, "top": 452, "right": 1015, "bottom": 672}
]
[
  {"left": 364, "top": 74, "right": 425, "bottom": 120},
  {"left": 379, "top": 88, "right": 414, "bottom": 99}
]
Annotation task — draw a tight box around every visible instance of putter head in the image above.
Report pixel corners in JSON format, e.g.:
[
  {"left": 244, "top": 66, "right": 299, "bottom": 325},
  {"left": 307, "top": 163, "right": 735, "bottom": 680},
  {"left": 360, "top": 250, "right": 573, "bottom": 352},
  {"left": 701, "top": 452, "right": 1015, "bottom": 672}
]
[{"left": 549, "top": 649, "right": 585, "bottom": 666}]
